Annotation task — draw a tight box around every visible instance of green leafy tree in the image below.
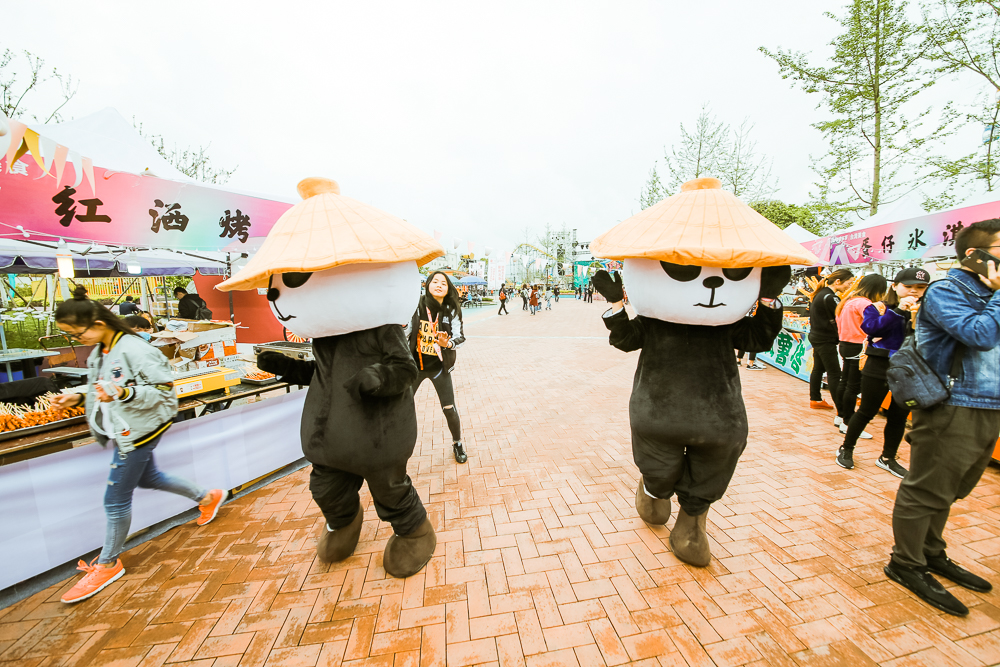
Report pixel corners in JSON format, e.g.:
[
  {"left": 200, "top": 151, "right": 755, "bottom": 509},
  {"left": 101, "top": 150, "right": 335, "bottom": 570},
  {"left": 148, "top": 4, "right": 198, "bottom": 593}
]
[
  {"left": 663, "top": 104, "right": 729, "bottom": 192},
  {"left": 761, "top": 0, "right": 945, "bottom": 224},
  {"left": 639, "top": 163, "right": 665, "bottom": 209},
  {"left": 719, "top": 118, "right": 779, "bottom": 201},
  {"left": 0, "top": 49, "right": 77, "bottom": 122},
  {"left": 922, "top": 0, "right": 1000, "bottom": 194},
  {"left": 648, "top": 109, "right": 777, "bottom": 203},
  {"left": 135, "top": 121, "right": 237, "bottom": 185},
  {"left": 749, "top": 199, "right": 823, "bottom": 234}
]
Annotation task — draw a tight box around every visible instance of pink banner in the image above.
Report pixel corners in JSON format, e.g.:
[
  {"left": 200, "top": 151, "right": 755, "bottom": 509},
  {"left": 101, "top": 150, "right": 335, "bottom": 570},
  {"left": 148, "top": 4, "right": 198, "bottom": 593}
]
[
  {"left": 802, "top": 200, "right": 1000, "bottom": 265},
  {"left": 0, "top": 153, "right": 292, "bottom": 251}
]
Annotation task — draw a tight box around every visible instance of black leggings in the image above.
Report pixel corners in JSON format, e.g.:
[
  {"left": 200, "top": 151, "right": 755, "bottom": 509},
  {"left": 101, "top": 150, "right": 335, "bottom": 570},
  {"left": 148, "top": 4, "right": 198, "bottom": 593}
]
[
  {"left": 498, "top": 300, "right": 508, "bottom": 314},
  {"left": 810, "top": 342, "right": 842, "bottom": 408},
  {"left": 837, "top": 342, "right": 864, "bottom": 422},
  {"left": 413, "top": 370, "right": 462, "bottom": 442},
  {"left": 843, "top": 373, "right": 908, "bottom": 458},
  {"left": 736, "top": 350, "right": 756, "bottom": 363}
]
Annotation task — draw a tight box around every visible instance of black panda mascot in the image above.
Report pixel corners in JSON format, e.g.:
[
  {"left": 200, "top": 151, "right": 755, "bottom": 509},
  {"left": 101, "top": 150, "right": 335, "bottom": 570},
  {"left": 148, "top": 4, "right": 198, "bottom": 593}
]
[
  {"left": 217, "top": 177, "right": 445, "bottom": 578},
  {"left": 589, "top": 178, "right": 819, "bottom": 567}
]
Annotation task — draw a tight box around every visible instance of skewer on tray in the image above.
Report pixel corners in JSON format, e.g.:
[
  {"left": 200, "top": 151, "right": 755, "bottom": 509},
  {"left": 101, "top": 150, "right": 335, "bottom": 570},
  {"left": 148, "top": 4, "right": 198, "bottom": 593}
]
[{"left": 0, "top": 392, "right": 86, "bottom": 433}]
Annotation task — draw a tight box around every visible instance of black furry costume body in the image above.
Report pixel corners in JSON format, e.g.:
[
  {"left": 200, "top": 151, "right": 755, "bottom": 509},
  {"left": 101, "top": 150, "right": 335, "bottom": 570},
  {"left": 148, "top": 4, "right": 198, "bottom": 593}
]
[
  {"left": 603, "top": 300, "right": 782, "bottom": 516},
  {"left": 258, "top": 324, "right": 426, "bottom": 536}
]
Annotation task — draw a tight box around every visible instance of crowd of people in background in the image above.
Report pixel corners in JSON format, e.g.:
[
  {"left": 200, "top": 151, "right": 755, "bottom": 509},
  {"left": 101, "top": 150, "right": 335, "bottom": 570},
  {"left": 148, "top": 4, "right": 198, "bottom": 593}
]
[
  {"left": 490, "top": 280, "right": 598, "bottom": 317},
  {"left": 797, "top": 219, "right": 1000, "bottom": 618}
]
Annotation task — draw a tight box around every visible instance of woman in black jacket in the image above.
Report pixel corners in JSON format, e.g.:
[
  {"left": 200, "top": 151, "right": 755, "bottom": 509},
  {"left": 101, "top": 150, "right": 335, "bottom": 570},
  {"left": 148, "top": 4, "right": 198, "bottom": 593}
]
[
  {"left": 407, "top": 272, "right": 468, "bottom": 463},
  {"left": 808, "top": 269, "right": 854, "bottom": 411}
]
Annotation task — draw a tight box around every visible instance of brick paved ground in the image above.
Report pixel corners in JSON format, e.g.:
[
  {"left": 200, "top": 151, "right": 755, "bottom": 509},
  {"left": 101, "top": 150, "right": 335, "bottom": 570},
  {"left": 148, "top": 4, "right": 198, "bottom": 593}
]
[{"left": 4, "top": 297, "right": 1000, "bottom": 666}]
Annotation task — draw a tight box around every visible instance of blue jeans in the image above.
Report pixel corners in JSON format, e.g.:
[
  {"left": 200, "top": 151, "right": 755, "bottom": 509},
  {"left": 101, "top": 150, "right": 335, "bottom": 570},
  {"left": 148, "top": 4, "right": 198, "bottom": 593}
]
[{"left": 100, "top": 437, "right": 205, "bottom": 564}]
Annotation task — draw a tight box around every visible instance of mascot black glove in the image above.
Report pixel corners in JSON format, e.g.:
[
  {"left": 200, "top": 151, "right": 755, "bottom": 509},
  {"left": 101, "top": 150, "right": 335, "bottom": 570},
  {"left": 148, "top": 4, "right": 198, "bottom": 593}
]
[
  {"left": 592, "top": 270, "right": 624, "bottom": 303},
  {"left": 344, "top": 366, "right": 382, "bottom": 400},
  {"left": 760, "top": 266, "right": 792, "bottom": 300},
  {"left": 257, "top": 351, "right": 292, "bottom": 376}
]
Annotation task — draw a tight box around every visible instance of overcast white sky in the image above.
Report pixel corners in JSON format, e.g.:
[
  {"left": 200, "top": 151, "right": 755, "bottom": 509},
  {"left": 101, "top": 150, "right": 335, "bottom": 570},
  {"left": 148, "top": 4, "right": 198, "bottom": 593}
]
[{"left": 6, "top": 0, "right": 986, "bottom": 252}]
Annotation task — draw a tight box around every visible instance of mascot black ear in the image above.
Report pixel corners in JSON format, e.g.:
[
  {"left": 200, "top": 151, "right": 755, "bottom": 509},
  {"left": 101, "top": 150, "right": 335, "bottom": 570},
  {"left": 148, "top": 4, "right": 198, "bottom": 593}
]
[{"left": 760, "top": 266, "right": 792, "bottom": 300}]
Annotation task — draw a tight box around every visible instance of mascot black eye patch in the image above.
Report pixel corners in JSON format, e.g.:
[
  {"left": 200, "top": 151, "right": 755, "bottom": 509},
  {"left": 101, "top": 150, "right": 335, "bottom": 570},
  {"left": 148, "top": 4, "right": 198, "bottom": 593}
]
[
  {"left": 722, "top": 268, "right": 752, "bottom": 281},
  {"left": 282, "top": 272, "right": 313, "bottom": 289},
  {"left": 660, "top": 262, "right": 701, "bottom": 282}
]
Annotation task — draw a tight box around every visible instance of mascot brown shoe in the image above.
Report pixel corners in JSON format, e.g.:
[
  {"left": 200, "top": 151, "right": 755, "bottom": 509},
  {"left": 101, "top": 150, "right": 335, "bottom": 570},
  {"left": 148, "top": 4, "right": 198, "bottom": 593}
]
[
  {"left": 635, "top": 477, "right": 671, "bottom": 525},
  {"left": 669, "top": 508, "right": 711, "bottom": 567},
  {"left": 383, "top": 518, "right": 437, "bottom": 578},
  {"left": 317, "top": 506, "right": 363, "bottom": 563}
]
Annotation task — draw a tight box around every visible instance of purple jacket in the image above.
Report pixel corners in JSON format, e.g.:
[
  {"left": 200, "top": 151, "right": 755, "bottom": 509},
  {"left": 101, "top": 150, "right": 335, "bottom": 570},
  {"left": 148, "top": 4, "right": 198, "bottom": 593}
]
[{"left": 861, "top": 304, "right": 908, "bottom": 355}]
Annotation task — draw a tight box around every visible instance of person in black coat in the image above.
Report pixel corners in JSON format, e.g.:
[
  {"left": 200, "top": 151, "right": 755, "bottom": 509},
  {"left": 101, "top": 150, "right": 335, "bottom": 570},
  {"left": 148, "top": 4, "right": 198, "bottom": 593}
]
[
  {"left": 118, "top": 295, "right": 141, "bottom": 316},
  {"left": 807, "top": 269, "right": 854, "bottom": 411},
  {"left": 173, "top": 287, "right": 209, "bottom": 319},
  {"left": 405, "top": 271, "right": 468, "bottom": 463}
]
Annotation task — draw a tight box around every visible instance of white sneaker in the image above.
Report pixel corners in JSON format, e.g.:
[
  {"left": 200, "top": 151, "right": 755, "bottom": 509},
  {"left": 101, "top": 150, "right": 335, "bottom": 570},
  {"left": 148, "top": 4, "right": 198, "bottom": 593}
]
[
  {"left": 839, "top": 423, "right": 873, "bottom": 439},
  {"left": 834, "top": 416, "right": 843, "bottom": 427}
]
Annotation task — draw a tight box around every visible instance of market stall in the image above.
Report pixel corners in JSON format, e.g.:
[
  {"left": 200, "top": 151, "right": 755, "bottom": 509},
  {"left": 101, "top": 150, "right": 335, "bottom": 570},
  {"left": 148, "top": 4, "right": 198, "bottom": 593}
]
[
  {"left": 757, "top": 198, "right": 1000, "bottom": 463},
  {"left": 0, "top": 109, "right": 317, "bottom": 602}
]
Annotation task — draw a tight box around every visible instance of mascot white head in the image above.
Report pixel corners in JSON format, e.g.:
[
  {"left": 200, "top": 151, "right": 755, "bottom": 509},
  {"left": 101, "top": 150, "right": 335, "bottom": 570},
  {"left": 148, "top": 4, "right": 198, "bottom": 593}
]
[
  {"left": 216, "top": 177, "right": 444, "bottom": 337},
  {"left": 591, "top": 178, "right": 819, "bottom": 324}
]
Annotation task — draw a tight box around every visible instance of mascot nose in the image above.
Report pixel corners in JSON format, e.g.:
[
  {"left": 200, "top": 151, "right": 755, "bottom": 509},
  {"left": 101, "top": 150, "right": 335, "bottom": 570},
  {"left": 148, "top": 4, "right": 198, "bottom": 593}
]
[
  {"left": 702, "top": 276, "right": 724, "bottom": 289},
  {"left": 266, "top": 288, "right": 280, "bottom": 302}
]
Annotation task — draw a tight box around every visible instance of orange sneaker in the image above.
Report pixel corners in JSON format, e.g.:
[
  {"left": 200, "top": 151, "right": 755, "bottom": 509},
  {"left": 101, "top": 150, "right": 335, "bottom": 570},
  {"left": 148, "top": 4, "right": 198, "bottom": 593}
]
[
  {"left": 197, "top": 489, "right": 228, "bottom": 526},
  {"left": 810, "top": 400, "right": 835, "bottom": 410},
  {"left": 61, "top": 558, "right": 124, "bottom": 603}
]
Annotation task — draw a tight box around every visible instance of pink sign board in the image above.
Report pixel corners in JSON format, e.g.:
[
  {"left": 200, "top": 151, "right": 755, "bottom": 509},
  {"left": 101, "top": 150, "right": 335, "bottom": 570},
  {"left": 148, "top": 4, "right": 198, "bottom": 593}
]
[
  {"left": 801, "top": 200, "right": 1000, "bottom": 265},
  {"left": 0, "top": 154, "right": 292, "bottom": 251}
]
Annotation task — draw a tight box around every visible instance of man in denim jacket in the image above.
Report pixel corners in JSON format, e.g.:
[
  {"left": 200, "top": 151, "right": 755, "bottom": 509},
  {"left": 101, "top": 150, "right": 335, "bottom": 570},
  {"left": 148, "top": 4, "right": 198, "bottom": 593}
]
[{"left": 885, "top": 219, "right": 1000, "bottom": 616}]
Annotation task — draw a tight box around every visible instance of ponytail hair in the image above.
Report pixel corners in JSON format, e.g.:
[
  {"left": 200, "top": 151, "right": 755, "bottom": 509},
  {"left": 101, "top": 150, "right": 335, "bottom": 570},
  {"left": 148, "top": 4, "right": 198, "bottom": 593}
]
[
  {"left": 823, "top": 268, "right": 854, "bottom": 288},
  {"left": 835, "top": 273, "right": 888, "bottom": 316},
  {"left": 55, "top": 285, "right": 136, "bottom": 337},
  {"left": 811, "top": 268, "right": 854, "bottom": 301}
]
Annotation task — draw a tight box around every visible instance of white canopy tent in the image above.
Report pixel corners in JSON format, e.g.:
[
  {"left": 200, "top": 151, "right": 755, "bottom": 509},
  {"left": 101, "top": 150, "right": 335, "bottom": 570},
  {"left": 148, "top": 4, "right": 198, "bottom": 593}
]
[
  {"left": 22, "top": 108, "right": 294, "bottom": 203},
  {"left": 782, "top": 223, "right": 819, "bottom": 243}
]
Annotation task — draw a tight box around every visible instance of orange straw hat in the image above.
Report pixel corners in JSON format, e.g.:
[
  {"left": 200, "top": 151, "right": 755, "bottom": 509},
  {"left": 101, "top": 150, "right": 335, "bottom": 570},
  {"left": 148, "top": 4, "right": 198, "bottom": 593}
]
[
  {"left": 218, "top": 178, "right": 444, "bottom": 291},
  {"left": 591, "top": 178, "right": 820, "bottom": 267}
]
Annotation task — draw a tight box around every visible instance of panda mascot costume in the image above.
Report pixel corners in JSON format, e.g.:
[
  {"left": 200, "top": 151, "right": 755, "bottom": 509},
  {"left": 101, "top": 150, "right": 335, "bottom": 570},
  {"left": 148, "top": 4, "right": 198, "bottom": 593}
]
[
  {"left": 590, "top": 178, "right": 819, "bottom": 567},
  {"left": 217, "top": 177, "right": 445, "bottom": 578}
]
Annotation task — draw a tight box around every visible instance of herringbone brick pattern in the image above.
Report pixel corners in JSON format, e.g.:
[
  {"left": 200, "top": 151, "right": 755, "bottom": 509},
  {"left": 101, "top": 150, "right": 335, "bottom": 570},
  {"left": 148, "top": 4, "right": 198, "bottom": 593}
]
[{"left": 4, "top": 298, "right": 1000, "bottom": 666}]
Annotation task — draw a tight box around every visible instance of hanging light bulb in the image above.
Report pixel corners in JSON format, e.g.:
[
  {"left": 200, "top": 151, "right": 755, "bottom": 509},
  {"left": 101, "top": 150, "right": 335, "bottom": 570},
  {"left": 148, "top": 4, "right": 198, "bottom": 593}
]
[
  {"left": 56, "top": 239, "right": 75, "bottom": 279},
  {"left": 123, "top": 250, "right": 142, "bottom": 275}
]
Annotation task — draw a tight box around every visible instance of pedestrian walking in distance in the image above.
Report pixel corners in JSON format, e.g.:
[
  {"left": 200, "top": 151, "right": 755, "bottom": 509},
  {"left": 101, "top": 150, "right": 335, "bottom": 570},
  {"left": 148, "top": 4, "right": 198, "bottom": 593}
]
[{"left": 497, "top": 286, "right": 509, "bottom": 315}]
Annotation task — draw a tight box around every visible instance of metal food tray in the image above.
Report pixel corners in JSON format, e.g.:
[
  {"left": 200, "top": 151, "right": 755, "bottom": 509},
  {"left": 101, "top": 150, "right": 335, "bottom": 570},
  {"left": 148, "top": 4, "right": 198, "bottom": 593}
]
[
  {"left": 0, "top": 414, "right": 88, "bottom": 442},
  {"left": 241, "top": 376, "right": 278, "bottom": 386},
  {"left": 253, "top": 341, "right": 313, "bottom": 361}
]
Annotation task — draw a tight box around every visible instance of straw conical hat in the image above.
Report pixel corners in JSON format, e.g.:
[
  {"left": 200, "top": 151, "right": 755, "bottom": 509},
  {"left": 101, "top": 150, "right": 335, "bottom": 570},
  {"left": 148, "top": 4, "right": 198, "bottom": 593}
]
[
  {"left": 218, "top": 178, "right": 445, "bottom": 291},
  {"left": 591, "top": 178, "right": 820, "bottom": 267}
]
